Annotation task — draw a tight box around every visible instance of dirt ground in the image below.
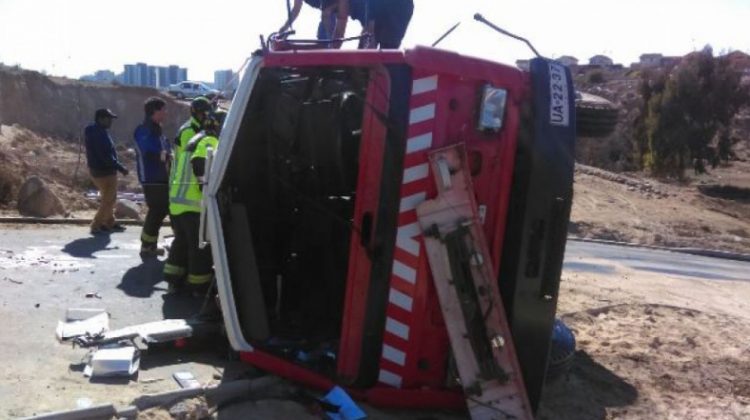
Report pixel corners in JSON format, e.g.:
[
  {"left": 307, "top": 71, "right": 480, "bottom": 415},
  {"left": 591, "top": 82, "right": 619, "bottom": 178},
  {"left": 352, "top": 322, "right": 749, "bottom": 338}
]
[
  {"left": 538, "top": 258, "right": 750, "bottom": 420},
  {"left": 571, "top": 159, "right": 750, "bottom": 254}
]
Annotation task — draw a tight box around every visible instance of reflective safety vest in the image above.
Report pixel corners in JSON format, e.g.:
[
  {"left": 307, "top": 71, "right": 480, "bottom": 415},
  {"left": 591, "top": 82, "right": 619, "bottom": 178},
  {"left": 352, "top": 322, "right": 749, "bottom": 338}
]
[
  {"left": 170, "top": 117, "right": 201, "bottom": 185},
  {"left": 169, "top": 132, "right": 219, "bottom": 216}
]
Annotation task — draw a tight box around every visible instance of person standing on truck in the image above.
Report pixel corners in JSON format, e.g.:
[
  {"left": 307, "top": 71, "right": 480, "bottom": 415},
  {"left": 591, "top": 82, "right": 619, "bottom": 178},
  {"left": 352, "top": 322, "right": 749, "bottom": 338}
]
[
  {"left": 133, "top": 97, "right": 171, "bottom": 258},
  {"left": 278, "top": 0, "right": 413, "bottom": 49},
  {"left": 164, "top": 110, "right": 226, "bottom": 296},
  {"left": 352, "top": 0, "right": 414, "bottom": 49},
  {"left": 84, "top": 108, "right": 129, "bottom": 235},
  {"left": 279, "top": 0, "right": 339, "bottom": 40}
]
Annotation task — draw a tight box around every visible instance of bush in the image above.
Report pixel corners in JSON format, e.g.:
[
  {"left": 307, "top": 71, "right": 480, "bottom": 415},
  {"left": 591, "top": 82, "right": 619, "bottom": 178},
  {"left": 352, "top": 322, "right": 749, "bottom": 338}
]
[
  {"left": 588, "top": 72, "right": 606, "bottom": 84},
  {"left": 634, "top": 47, "right": 750, "bottom": 177}
]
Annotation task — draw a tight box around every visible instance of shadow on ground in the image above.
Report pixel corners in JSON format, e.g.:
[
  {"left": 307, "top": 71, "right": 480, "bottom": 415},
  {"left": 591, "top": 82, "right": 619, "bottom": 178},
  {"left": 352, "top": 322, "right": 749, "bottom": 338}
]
[
  {"left": 118, "top": 258, "right": 167, "bottom": 298},
  {"left": 161, "top": 293, "right": 206, "bottom": 319},
  {"left": 61, "top": 234, "right": 113, "bottom": 258},
  {"left": 537, "top": 350, "right": 638, "bottom": 420}
]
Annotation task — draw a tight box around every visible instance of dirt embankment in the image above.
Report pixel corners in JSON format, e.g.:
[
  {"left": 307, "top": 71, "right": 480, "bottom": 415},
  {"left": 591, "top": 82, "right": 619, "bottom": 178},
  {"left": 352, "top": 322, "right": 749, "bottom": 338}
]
[
  {"left": 571, "top": 162, "right": 750, "bottom": 254},
  {"left": 0, "top": 66, "right": 191, "bottom": 213},
  {"left": 0, "top": 65, "right": 188, "bottom": 145}
]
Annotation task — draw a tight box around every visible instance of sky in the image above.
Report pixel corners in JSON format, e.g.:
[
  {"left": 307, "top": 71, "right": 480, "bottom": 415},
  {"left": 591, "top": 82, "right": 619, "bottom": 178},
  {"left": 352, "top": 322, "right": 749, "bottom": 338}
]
[{"left": 0, "top": 0, "right": 748, "bottom": 82}]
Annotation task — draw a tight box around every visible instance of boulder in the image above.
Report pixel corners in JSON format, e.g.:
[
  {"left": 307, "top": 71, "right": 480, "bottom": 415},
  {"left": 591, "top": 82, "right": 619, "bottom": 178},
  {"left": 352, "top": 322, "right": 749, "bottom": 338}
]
[
  {"left": 115, "top": 199, "right": 141, "bottom": 220},
  {"left": 17, "top": 176, "right": 64, "bottom": 217}
]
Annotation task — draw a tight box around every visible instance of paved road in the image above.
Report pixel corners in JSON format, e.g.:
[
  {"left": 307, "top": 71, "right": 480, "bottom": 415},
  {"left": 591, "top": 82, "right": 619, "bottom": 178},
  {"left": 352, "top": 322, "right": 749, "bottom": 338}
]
[
  {"left": 0, "top": 226, "right": 747, "bottom": 417},
  {"left": 565, "top": 240, "right": 750, "bottom": 282},
  {"left": 0, "top": 225, "right": 224, "bottom": 418}
]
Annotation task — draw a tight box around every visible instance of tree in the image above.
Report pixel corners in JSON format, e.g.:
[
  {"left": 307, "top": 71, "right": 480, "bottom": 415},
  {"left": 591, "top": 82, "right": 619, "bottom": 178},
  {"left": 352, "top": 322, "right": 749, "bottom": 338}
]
[{"left": 634, "top": 47, "right": 750, "bottom": 177}]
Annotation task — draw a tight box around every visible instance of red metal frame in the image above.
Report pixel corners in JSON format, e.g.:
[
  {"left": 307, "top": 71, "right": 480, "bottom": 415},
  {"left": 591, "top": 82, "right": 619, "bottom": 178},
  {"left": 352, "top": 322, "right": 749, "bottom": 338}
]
[
  {"left": 238, "top": 46, "right": 529, "bottom": 411},
  {"left": 337, "top": 67, "right": 392, "bottom": 383}
]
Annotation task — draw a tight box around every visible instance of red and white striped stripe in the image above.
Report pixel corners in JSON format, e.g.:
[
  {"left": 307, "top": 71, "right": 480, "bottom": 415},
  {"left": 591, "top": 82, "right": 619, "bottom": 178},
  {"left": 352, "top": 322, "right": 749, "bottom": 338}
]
[{"left": 377, "top": 74, "right": 438, "bottom": 388}]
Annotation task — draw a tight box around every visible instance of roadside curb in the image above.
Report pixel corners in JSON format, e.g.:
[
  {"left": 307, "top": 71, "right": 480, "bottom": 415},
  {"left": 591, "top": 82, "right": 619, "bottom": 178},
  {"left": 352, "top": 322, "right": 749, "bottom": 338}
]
[
  {"left": 0, "top": 217, "right": 145, "bottom": 226},
  {"left": 567, "top": 236, "right": 750, "bottom": 263}
]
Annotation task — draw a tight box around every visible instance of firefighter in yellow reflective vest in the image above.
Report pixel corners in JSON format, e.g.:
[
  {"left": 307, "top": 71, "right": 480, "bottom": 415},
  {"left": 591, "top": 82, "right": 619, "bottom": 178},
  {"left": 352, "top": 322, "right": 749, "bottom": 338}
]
[
  {"left": 169, "top": 97, "right": 212, "bottom": 187},
  {"left": 163, "top": 110, "right": 226, "bottom": 294}
]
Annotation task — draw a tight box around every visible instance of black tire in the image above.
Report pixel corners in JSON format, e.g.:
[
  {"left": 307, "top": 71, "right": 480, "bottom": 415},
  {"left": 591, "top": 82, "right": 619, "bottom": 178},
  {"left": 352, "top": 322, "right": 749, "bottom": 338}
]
[{"left": 575, "top": 93, "right": 619, "bottom": 138}]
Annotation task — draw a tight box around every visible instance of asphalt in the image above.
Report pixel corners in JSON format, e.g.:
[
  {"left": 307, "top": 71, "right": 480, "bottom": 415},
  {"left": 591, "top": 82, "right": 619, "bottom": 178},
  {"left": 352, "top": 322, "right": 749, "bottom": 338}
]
[
  {"left": 1, "top": 226, "right": 748, "bottom": 417},
  {"left": 565, "top": 240, "right": 750, "bottom": 282},
  {"left": 0, "top": 225, "right": 226, "bottom": 418}
]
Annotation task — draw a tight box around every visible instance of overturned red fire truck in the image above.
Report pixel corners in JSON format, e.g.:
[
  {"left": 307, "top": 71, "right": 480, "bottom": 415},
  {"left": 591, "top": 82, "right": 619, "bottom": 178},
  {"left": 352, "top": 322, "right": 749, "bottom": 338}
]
[{"left": 202, "top": 29, "right": 584, "bottom": 417}]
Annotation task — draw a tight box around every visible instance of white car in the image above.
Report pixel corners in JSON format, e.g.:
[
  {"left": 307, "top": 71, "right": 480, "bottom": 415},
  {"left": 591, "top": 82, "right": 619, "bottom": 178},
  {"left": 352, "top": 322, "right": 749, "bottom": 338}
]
[{"left": 167, "top": 81, "right": 220, "bottom": 100}]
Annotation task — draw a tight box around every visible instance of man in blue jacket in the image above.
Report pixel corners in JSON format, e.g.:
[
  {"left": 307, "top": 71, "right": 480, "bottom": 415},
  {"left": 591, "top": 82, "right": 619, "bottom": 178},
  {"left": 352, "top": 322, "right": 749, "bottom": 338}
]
[
  {"left": 85, "top": 108, "right": 129, "bottom": 234},
  {"left": 133, "top": 97, "right": 171, "bottom": 258}
]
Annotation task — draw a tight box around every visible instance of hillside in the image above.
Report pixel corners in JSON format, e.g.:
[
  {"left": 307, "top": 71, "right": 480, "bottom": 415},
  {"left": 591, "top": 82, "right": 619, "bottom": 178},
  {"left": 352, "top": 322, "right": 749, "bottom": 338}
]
[
  {"left": 0, "top": 65, "right": 188, "bottom": 145},
  {"left": 0, "top": 66, "right": 189, "bottom": 214},
  {"left": 1, "top": 64, "right": 749, "bottom": 256}
]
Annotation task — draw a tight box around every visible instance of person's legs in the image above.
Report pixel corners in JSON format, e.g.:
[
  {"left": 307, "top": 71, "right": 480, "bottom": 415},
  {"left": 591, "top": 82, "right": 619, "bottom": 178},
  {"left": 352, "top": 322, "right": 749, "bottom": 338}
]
[
  {"left": 91, "top": 175, "right": 118, "bottom": 231},
  {"left": 141, "top": 184, "right": 169, "bottom": 255},
  {"left": 374, "top": 0, "right": 414, "bottom": 49},
  {"left": 164, "top": 213, "right": 188, "bottom": 291},
  {"left": 182, "top": 212, "right": 213, "bottom": 295}
]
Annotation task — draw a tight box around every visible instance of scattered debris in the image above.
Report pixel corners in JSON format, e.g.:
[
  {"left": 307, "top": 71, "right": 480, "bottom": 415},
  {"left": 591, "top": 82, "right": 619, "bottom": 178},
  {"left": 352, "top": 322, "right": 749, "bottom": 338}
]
[
  {"left": 3, "top": 277, "right": 22, "bottom": 284},
  {"left": 84, "top": 292, "right": 102, "bottom": 299},
  {"left": 74, "top": 319, "right": 193, "bottom": 348},
  {"left": 83, "top": 344, "right": 140, "bottom": 378},
  {"left": 56, "top": 310, "right": 109, "bottom": 341},
  {"left": 173, "top": 372, "right": 201, "bottom": 389},
  {"left": 75, "top": 398, "right": 93, "bottom": 409}
]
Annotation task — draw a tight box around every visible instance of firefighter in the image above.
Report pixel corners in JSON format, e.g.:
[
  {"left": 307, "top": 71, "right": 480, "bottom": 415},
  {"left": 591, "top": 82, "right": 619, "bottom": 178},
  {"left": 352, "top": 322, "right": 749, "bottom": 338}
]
[
  {"left": 163, "top": 110, "right": 226, "bottom": 296},
  {"left": 133, "top": 97, "right": 170, "bottom": 258},
  {"left": 164, "top": 97, "right": 212, "bottom": 289},
  {"left": 173, "top": 96, "right": 212, "bottom": 167}
]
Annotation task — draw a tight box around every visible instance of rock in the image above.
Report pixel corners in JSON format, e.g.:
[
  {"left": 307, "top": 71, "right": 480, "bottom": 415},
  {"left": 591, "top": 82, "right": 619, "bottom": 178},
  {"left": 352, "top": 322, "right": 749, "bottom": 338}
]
[
  {"left": 16, "top": 176, "right": 64, "bottom": 217},
  {"left": 115, "top": 199, "right": 141, "bottom": 220},
  {"left": 168, "top": 398, "right": 210, "bottom": 420}
]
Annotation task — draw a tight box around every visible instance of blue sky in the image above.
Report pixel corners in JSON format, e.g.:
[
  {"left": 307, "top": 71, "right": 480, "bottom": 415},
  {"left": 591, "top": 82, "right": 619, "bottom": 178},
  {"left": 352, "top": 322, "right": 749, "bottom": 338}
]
[{"left": 0, "top": 0, "right": 748, "bottom": 82}]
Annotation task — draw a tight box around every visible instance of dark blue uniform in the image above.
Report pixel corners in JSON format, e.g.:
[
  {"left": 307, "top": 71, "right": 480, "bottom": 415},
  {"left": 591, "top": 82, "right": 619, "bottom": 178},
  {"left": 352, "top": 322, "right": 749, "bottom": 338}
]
[{"left": 351, "top": 0, "right": 414, "bottom": 48}]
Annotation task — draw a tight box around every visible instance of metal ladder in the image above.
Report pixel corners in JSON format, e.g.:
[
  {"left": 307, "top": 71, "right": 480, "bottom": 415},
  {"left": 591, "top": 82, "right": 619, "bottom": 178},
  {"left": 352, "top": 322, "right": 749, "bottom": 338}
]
[{"left": 417, "top": 145, "right": 533, "bottom": 420}]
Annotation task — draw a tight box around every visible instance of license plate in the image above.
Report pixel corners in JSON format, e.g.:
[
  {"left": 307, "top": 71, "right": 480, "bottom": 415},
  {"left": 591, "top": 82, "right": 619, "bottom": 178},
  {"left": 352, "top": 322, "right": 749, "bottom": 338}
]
[{"left": 549, "top": 62, "right": 570, "bottom": 127}]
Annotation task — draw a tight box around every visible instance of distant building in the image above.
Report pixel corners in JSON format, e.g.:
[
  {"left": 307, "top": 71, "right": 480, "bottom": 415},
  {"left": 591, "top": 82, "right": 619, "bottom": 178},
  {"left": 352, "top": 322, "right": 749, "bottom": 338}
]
[
  {"left": 515, "top": 59, "right": 530, "bottom": 71},
  {"left": 557, "top": 56, "right": 579, "bottom": 67},
  {"left": 660, "top": 56, "right": 682, "bottom": 69},
  {"left": 589, "top": 55, "right": 614, "bottom": 67},
  {"left": 214, "top": 69, "right": 237, "bottom": 91},
  {"left": 122, "top": 63, "right": 188, "bottom": 87},
  {"left": 79, "top": 69, "right": 116, "bottom": 84},
  {"left": 639, "top": 53, "right": 663, "bottom": 68},
  {"left": 136, "top": 62, "right": 149, "bottom": 86}
]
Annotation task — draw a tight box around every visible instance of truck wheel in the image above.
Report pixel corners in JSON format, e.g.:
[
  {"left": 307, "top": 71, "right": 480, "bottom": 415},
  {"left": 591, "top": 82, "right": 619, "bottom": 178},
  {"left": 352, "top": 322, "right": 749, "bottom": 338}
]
[
  {"left": 575, "top": 92, "right": 619, "bottom": 138},
  {"left": 546, "top": 318, "right": 576, "bottom": 383}
]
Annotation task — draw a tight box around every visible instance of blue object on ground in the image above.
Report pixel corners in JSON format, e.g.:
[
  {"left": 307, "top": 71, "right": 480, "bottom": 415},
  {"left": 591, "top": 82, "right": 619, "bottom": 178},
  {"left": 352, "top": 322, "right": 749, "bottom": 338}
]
[
  {"left": 323, "top": 386, "right": 366, "bottom": 420},
  {"left": 547, "top": 318, "right": 576, "bottom": 382}
]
